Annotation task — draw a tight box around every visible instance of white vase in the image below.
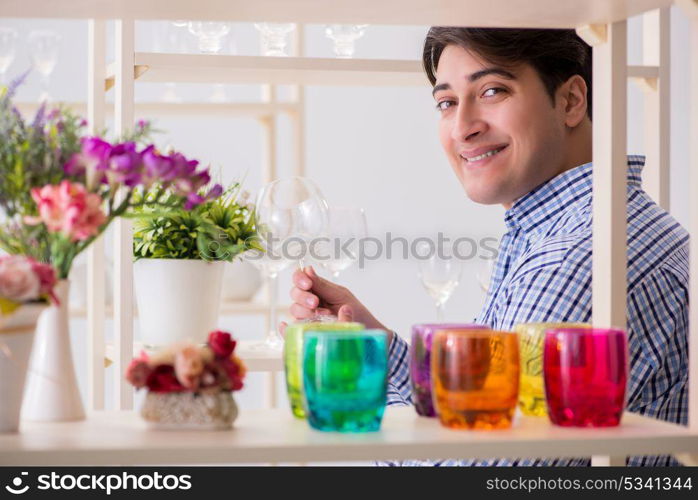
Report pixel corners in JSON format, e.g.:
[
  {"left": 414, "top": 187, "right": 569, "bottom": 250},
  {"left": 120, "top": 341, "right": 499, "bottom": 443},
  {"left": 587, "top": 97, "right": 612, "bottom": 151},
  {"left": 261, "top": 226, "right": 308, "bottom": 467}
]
[
  {"left": 0, "top": 303, "right": 46, "bottom": 432},
  {"left": 21, "top": 280, "right": 85, "bottom": 422},
  {"left": 222, "top": 259, "right": 262, "bottom": 301},
  {"left": 134, "top": 259, "right": 225, "bottom": 347}
]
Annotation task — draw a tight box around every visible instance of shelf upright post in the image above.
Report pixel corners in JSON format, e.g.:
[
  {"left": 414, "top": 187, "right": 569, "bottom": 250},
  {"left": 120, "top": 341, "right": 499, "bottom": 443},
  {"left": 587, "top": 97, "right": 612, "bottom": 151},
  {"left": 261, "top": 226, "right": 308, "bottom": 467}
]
[
  {"left": 639, "top": 8, "right": 671, "bottom": 210},
  {"left": 113, "top": 18, "right": 136, "bottom": 410},
  {"left": 290, "top": 24, "right": 306, "bottom": 177},
  {"left": 577, "top": 20, "right": 628, "bottom": 466},
  {"left": 86, "top": 19, "right": 107, "bottom": 411}
]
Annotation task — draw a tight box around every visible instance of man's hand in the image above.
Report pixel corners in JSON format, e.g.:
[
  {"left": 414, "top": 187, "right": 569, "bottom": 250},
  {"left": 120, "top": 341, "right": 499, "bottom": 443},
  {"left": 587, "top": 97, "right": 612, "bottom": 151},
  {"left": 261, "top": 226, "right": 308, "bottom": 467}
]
[{"left": 281, "top": 266, "right": 393, "bottom": 344}]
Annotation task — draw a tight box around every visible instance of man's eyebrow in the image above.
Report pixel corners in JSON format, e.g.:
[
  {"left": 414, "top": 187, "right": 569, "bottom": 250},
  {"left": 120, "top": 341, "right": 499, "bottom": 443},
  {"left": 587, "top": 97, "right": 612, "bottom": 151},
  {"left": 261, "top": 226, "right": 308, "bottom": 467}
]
[{"left": 432, "top": 67, "right": 517, "bottom": 97}]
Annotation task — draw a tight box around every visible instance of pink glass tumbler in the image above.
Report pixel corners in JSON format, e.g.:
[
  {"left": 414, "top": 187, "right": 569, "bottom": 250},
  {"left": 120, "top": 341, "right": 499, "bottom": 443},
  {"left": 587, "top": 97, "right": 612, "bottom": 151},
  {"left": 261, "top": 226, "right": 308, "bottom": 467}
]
[
  {"left": 409, "top": 323, "right": 487, "bottom": 417},
  {"left": 543, "top": 327, "right": 628, "bottom": 427}
]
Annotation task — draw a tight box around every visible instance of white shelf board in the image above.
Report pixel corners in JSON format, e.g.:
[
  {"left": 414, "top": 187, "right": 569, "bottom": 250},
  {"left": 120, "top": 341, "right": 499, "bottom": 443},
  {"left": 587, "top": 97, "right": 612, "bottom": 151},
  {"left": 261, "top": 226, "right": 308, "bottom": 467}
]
[
  {"left": 69, "top": 300, "right": 290, "bottom": 317},
  {"left": 0, "top": 0, "right": 672, "bottom": 28},
  {"left": 15, "top": 101, "right": 298, "bottom": 118},
  {"left": 2, "top": 407, "right": 696, "bottom": 465},
  {"left": 105, "top": 53, "right": 426, "bottom": 87},
  {"left": 104, "top": 340, "right": 283, "bottom": 372}
]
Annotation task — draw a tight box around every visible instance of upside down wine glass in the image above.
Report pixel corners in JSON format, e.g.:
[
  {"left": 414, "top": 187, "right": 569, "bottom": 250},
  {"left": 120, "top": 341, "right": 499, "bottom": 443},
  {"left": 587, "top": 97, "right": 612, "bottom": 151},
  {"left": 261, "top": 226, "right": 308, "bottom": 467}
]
[
  {"left": 417, "top": 242, "right": 463, "bottom": 321},
  {"left": 29, "top": 30, "right": 61, "bottom": 102}
]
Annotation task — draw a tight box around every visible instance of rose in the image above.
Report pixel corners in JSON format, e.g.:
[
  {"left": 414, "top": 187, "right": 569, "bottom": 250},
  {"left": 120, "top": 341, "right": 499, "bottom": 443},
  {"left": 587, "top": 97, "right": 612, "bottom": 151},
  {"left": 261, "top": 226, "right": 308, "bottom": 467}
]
[
  {"left": 174, "top": 344, "right": 205, "bottom": 389},
  {"left": 125, "top": 359, "right": 151, "bottom": 388},
  {"left": 145, "top": 365, "right": 186, "bottom": 393},
  {"left": 30, "top": 260, "right": 58, "bottom": 303},
  {"left": 207, "top": 330, "right": 236, "bottom": 358},
  {"left": 222, "top": 355, "right": 245, "bottom": 391},
  {"left": 0, "top": 255, "right": 41, "bottom": 302}
]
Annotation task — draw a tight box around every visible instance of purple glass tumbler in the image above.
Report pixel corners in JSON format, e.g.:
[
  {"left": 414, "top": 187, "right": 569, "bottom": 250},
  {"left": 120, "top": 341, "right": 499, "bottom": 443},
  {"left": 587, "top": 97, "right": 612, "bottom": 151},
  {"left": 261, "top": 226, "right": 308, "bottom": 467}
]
[
  {"left": 409, "top": 323, "right": 487, "bottom": 417},
  {"left": 543, "top": 327, "right": 628, "bottom": 427}
]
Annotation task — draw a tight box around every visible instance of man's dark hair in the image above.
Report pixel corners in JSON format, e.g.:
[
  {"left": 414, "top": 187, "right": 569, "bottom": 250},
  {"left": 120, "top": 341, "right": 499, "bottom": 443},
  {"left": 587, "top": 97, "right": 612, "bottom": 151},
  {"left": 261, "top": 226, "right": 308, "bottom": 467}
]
[{"left": 422, "top": 28, "right": 593, "bottom": 119}]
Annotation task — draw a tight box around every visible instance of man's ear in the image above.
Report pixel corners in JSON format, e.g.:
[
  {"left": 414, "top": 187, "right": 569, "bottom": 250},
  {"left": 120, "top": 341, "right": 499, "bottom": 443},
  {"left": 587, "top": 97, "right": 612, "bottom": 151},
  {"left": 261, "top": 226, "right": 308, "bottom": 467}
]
[{"left": 559, "top": 75, "right": 588, "bottom": 128}]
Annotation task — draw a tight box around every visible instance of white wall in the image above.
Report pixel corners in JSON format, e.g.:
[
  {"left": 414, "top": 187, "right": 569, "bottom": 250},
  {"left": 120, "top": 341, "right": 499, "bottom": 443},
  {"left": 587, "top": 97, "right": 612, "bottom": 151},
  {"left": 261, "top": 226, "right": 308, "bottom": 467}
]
[{"left": 0, "top": 11, "right": 692, "bottom": 412}]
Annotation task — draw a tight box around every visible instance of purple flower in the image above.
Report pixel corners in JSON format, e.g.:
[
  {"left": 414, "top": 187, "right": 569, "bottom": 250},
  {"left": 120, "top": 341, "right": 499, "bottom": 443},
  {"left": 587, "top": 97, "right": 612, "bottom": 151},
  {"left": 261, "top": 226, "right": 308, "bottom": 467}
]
[
  {"left": 106, "top": 142, "right": 143, "bottom": 187},
  {"left": 141, "top": 145, "right": 175, "bottom": 187},
  {"left": 64, "top": 136, "right": 112, "bottom": 179},
  {"left": 183, "top": 183, "right": 223, "bottom": 210}
]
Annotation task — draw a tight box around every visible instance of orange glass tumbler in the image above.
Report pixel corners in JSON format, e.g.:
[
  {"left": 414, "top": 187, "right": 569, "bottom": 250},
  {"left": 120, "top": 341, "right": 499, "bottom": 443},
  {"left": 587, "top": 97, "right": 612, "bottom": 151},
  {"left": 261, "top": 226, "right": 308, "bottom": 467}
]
[{"left": 432, "top": 329, "right": 519, "bottom": 430}]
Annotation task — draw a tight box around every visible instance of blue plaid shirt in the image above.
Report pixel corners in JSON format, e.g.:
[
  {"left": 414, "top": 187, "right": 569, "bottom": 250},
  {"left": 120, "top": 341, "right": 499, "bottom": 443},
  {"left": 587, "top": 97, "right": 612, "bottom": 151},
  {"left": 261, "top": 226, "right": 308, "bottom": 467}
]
[{"left": 385, "top": 156, "right": 689, "bottom": 466}]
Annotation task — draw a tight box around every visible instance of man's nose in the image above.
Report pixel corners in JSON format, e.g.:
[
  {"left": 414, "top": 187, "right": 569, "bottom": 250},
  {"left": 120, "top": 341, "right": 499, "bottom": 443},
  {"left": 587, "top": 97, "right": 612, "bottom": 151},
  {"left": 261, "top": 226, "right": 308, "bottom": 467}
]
[{"left": 450, "top": 103, "right": 486, "bottom": 142}]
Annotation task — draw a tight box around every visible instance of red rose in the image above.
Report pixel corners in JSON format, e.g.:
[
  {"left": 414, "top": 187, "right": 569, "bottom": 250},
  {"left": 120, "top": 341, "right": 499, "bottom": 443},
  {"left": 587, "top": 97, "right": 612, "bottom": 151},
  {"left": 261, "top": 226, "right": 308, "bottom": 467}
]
[
  {"left": 221, "top": 357, "right": 244, "bottom": 391},
  {"left": 146, "top": 365, "right": 186, "bottom": 393},
  {"left": 125, "top": 358, "right": 151, "bottom": 388},
  {"left": 207, "top": 330, "right": 236, "bottom": 358}
]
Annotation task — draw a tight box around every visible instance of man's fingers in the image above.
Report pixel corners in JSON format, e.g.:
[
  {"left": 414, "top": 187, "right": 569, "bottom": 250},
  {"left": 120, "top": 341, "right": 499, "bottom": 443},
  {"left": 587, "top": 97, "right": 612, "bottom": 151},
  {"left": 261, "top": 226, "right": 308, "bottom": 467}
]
[
  {"left": 290, "top": 286, "right": 319, "bottom": 308},
  {"left": 292, "top": 268, "right": 313, "bottom": 290},
  {"left": 290, "top": 303, "right": 316, "bottom": 320}
]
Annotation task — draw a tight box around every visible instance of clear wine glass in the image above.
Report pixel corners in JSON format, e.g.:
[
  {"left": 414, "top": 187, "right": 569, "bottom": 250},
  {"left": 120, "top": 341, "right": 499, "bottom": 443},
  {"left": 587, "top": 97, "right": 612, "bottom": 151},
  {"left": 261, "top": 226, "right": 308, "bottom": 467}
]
[
  {"left": 254, "top": 23, "right": 295, "bottom": 57},
  {"left": 317, "top": 207, "right": 367, "bottom": 280},
  {"left": 28, "top": 30, "right": 61, "bottom": 102},
  {"left": 0, "top": 27, "right": 18, "bottom": 84},
  {"left": 187, "top": 21, "right": 231, "bottom": 53},
  {"left": 324, "top": 25, "right": 368, "bottom": 58},
  {"left": 244, "top": 247, "right": 291, "bottom": 351},
  {"left": 475, "top": 254, "right": 496, "bottom": 294},
  {"left": 417, "top": 241, "right": 462, "bottom": 321},
  {"left": 255, "top": 177, "right": 329, "bottom": 270}
]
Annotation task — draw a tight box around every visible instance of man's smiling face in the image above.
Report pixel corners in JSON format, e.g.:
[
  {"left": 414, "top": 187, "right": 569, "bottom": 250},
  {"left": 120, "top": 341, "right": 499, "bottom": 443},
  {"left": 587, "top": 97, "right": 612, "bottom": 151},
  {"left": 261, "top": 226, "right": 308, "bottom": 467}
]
[{"left": 433, "top": 44, "right": 569, "bottom": 207}]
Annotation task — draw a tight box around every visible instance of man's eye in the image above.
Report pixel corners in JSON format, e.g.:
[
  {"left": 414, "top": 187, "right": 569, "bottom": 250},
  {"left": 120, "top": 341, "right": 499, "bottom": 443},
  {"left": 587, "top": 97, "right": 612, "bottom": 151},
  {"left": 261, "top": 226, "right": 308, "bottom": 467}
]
[
  {"left": 435, "top": 100, "right": 454, "bottom": 111},
  {"left": 482, "top": 87, "right": 506, "bottom": 98}
]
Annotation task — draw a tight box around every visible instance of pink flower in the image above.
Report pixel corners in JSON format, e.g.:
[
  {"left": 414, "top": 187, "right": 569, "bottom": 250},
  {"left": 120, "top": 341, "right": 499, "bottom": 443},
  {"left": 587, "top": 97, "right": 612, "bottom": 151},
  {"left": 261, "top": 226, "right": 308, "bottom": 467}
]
[
  {"left": 173, "top": 344, "right": 205, "bottom": 390},
  {"left": 30, "top": 260, "right": 58, "bottom": 304},
  {"left": 0, "top": 255, "right": 41, "bottom": 302},
  {"left": 25, "top": 181, "right": 107, "bottom": 242},
  {"left": 207, "top": 330, "right": 236, "bottom": 359},
  {"left": 125, "top": 358, "right": 151, "bottom": 388}
]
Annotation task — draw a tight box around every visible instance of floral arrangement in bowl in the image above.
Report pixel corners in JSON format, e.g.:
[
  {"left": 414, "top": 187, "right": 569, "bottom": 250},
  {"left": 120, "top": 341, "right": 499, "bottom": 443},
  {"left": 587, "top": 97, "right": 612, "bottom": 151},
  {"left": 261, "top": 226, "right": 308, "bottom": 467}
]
[{"left": 125, "top": 330, "right": 246, "bottom": 430}]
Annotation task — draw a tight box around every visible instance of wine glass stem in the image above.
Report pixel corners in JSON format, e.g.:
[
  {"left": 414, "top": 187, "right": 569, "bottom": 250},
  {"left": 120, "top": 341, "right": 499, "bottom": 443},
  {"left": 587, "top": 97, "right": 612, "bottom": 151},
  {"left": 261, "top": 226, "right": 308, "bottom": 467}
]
[
  {"left": 436, "top": 301, "right": 445, "bottom": 322},
  {"left": 267, "top": 272, "right": 278, "bottom": 341}
]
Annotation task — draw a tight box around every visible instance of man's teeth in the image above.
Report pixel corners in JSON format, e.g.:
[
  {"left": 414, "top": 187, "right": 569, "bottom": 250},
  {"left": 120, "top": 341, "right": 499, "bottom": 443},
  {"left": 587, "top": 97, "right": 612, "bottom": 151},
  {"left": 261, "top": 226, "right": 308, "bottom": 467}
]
[{"left": 465, "top": 147, "right": 504, "bottom": 162}]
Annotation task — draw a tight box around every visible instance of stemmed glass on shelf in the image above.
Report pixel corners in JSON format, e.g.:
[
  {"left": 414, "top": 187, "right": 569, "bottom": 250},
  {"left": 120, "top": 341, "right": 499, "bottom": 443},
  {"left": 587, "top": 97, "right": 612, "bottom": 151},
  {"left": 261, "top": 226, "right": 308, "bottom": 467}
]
[
  {"left": 0, "top": 27, "right": 18, "bottom": 85},
  {"left": 254, "top": 23, "right": 295, "bottom": 57},
  {"left": 28, "top": 30, "right": 61, "bottom": 102},
  {"left": 324, "top": 25, "right": 368, "bottom": 58},
  {"left": 416, "top": 241, "right": 463, "bottom": 321}
]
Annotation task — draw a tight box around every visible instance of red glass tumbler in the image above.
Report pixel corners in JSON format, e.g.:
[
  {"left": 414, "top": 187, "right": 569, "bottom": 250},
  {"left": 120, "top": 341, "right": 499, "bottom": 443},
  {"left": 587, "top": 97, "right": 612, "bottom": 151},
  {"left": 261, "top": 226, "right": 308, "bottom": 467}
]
[{"left": 543, "top": 327, "right": 628, "bottom": 427}]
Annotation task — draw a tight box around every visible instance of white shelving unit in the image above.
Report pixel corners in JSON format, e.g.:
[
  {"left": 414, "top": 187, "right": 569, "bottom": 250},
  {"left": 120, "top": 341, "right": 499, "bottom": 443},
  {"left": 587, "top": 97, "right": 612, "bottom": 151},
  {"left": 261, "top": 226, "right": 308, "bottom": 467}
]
[{"left": 2, "top": 0, "right": 697, "bottom": 466}]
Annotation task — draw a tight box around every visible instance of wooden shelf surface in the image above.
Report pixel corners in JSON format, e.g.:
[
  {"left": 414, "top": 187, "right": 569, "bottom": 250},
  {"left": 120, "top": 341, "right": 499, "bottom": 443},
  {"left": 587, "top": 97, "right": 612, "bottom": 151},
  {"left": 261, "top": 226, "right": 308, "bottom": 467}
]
[{"left": 2, "top": 406, "right": 696, "bottom": 465}]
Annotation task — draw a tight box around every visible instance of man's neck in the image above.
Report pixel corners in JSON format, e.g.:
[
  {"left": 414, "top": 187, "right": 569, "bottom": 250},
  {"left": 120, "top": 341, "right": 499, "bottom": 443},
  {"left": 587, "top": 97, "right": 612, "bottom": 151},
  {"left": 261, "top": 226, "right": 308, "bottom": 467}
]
[{"left": 502, "top": 118, "right": 592, "bottom": 210}]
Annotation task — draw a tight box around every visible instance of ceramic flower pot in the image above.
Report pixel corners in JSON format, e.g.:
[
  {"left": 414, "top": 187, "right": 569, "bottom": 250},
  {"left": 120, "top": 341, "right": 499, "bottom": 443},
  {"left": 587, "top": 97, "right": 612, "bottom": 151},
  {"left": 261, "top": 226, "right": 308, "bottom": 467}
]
[
  {"left": 0, "top": 303, "right": 46, "bottom": 432},
  {"left": 140, "top": 391, "right": 238, "bottom": 430},
  {"left": 134, "top": 259, "right": 225, "bottom": 347},
  {"left": 222, "top": 259, "right": 262, "bottom": 301},
  {"left": 21, "top": 280, "right": 85, "bottom": 423}
]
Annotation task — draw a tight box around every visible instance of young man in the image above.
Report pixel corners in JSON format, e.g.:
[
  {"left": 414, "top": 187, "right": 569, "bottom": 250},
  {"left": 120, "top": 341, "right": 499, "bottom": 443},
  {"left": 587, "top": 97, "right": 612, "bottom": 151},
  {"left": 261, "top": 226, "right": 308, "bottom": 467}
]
[{"left": 286, "top": 28, "right": 689, "bottom": 466}]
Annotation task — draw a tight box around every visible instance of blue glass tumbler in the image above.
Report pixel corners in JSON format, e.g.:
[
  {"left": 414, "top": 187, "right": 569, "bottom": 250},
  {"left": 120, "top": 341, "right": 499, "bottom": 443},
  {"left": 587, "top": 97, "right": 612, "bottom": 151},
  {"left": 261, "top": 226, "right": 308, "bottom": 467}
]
[{"left": 302, "top": 329, "right": 388, "bottom": 432}]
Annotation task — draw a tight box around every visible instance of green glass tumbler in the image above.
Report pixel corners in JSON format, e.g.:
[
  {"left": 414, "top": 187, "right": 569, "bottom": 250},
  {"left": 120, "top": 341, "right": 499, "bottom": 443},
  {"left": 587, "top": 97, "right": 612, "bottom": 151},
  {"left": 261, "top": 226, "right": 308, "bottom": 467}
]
[
  {"left": 283, "top": 321, "right": 363, "bottom": 418},
  {"left": 302, "top": 329, "right": 388, "bottom": 432}
]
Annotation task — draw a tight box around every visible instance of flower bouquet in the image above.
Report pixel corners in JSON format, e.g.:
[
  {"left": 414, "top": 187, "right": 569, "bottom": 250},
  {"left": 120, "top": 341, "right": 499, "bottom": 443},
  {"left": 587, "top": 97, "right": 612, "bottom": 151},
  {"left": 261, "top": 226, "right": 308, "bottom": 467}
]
[
  {"left": 0, "top": 74, "right": 223, "bottom": 422},
  {"left": 126, "top": 331, "right": 246, "bottom": 430},
  {"left": 0, "top": 255, "right": 57, "bottom": 432}
]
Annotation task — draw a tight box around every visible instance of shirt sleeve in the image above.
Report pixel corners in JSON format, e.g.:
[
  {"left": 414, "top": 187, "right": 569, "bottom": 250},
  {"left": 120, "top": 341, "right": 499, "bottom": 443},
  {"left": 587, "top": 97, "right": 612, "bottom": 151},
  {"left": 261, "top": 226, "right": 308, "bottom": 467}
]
[{"left": 386, "top": 332, "right": 412, "bottom": 407}]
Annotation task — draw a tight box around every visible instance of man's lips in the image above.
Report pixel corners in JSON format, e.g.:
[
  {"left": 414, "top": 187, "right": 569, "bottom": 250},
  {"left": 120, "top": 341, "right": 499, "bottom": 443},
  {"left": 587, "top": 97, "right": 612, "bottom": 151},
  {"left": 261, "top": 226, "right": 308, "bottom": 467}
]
[{"left": 460, "top": 144, "right": 509, "bottom": 162}]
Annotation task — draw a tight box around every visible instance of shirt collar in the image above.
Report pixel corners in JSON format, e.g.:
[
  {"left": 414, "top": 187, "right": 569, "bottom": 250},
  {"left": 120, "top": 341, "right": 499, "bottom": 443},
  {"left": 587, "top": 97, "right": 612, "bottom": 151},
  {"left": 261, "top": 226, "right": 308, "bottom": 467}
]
[{"left": 504, "top": 155, "right": 645, "bottom": 235}]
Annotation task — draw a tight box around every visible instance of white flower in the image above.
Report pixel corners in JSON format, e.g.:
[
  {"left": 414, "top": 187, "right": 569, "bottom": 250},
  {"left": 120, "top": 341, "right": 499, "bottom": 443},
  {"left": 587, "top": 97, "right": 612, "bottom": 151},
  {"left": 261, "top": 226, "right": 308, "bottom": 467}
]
[{"left": 0, "top": 256, "right": 41, "bottom": 302}]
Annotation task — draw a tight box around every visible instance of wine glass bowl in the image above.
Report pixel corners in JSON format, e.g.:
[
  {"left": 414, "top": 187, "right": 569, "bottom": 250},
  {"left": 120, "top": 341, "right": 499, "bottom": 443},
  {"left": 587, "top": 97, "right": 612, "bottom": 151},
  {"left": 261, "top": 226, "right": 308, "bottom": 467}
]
[
  {"left": 28, "top": 30, "right": 61, "bottom": 102},
  {"left": 0, "top": 27, "right": 18, "bottom": 84},
  {"left": 317, "top": 206, "right": 367, "bottom": 279},
  {"left": 417, "top": 241, "right": 462, "bottom": 321}
]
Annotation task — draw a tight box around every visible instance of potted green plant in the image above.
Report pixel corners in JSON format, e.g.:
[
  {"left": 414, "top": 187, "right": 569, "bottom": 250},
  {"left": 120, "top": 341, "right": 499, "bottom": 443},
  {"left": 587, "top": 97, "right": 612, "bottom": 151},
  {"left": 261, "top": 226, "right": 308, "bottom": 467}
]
[{"left": 132, "top": 184, "right": 260, "bottom": 347}]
